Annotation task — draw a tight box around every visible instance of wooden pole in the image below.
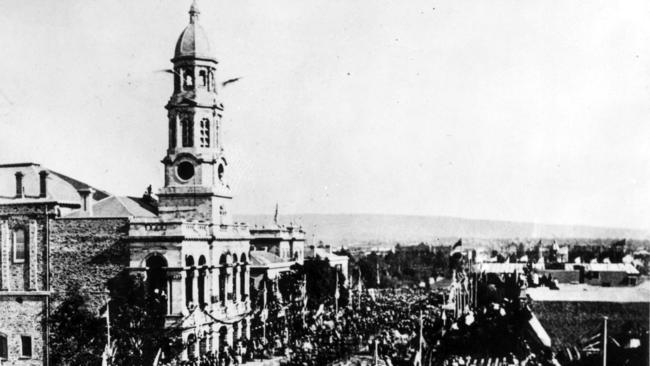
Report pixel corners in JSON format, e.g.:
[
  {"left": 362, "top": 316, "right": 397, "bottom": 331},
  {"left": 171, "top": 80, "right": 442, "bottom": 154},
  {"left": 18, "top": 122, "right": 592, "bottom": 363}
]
[
  {"left": 418, "top": 310, "right": 423, "bottom": 358},
  {"left": 106, "top": 298, "right": 111, "bottom": 349},
  {"left": 602, "top": 316, "right": 608, "bottom": 366}
]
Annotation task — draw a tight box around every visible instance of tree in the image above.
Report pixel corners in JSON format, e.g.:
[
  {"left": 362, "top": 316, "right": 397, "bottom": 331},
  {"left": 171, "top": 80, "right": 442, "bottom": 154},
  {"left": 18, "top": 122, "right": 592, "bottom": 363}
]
[
  {"left": 50, "top": 282, "right": 105, "bottom": 366},
  {"left": 287, "top": 258, "right": 349, "bottom": 309},
  {"left": 106, "top": 272, "right": 181, "bottom": 365}
]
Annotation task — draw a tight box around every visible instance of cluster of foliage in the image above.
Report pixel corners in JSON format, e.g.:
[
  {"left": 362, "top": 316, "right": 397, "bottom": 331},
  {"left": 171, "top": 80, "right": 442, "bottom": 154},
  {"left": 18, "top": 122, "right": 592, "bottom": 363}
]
[
  {"left": 276, "top": 257, "right": 349, "bottom": 309},
  {"left": 344, "top": 244, "right": 451, "bottom": 288},
  {"left": 106, "top": 272, "right": 182, "bottom": 365},
  {"left": 50, "top": 272, "right": 181, "bottom": 366},
  {"left": 49, "top": 283, "right": 107, "bottom": 366}
]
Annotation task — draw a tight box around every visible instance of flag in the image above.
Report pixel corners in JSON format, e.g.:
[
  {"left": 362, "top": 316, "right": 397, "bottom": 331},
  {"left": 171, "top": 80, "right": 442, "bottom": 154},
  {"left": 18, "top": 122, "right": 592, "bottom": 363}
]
[
  {"left": 152, "top": 348, "right": 162, "bottom": 366},
  {"left": 315, "top": 303, "right": 325, "bottom": 318},
  {"left": 412, "top": 349, "right": 422, "bottom": 366},
  {"left": 519, "top": 255, "right": 528, "bottom": 263},
  {"left": 451, "top": 239, "right": 462, "bottom": 254},
  {"left": 273, "top": 203, "right": 279, "bottom": 224},
  {"left": 376, "top": 263, "right": 381, "bottom": 286}
]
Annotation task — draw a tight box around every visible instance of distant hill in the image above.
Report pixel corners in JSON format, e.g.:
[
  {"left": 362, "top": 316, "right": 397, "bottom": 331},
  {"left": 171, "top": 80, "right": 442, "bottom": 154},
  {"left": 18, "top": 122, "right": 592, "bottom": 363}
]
[{"left": 235, "top": 213, "right": 650, "bottom": 247}]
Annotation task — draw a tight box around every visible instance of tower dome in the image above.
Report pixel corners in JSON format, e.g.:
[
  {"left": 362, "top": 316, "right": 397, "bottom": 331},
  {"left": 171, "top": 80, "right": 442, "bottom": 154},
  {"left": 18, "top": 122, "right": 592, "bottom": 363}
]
[{"left": 174, "top": 1, "right": 215, "bottom": 61}]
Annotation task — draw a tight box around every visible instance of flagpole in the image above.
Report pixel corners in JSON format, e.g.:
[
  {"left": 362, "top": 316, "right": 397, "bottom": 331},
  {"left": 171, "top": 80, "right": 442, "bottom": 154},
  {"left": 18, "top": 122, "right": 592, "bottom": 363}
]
[
  {"left": 335, "top": 273, "right": 339, "bottom": 315},
  {"left": 418, "top": 310, "right": 423, "bottom": 359},
  {"left": 262, "top": 281, "right": 267, "bottom": 340},
  {"left": 602, "top": 316, "right": 608, "bottom": 366},
  {"left": 357, "top": 267, "right": 362, "bottom": 309},
  {"left": 106, "top": 297, "right": 110, "bottom": 350}
]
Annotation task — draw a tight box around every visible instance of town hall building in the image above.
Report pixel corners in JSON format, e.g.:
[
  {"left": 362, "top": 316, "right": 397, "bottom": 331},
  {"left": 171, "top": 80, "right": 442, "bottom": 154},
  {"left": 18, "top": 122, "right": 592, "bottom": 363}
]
[{"left": 0, "top": 2, "right": 331, "bottom": 365}]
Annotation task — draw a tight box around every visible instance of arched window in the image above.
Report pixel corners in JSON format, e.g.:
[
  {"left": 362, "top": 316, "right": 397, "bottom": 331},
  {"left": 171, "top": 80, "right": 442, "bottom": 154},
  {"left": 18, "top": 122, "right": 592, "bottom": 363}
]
[
  {"left": 185, "top": 256, "right": 195, "bottom": 307},
  {"left": 199, "top": 119, "right": 210, "bottom": 147},
  {"left": 183, "top": 68, "right": 194, "bottom": 90},
  {"left": 146, "top": 255, "right": 168, "bottom": 314},
  {"left": 240, "top": 254, "right": 247, "bottom": 299},
  {"left": 217, "top": 164, "right": 224, "bottom": 181},
  {"left": 197, "top": 256, "right": 207, "bottom": 309},
  {"left": 181, "top": 117, "right": 193, "bottom": 147},
  {"left": 199, "top": 69, "right": 207, "bottom": 87},
  {"left": 13, "top": 228, "right": 26, "bottom": 263}
]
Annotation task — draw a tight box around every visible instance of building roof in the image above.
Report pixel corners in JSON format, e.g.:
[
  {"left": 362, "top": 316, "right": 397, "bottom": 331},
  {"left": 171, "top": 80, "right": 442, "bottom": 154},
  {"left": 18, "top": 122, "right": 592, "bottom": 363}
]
[
  {"left": 583, "top": 263, "right": 639, "bottom": 275},
  {"left": 249, "top": 251, "right": 290, "bottom": 266},
  {"left": 308, "top": 247, "right": 349, "bottom": 263},
  {"left": 174, "top": 2, "right": 214, "bottom": 61},
  {"left": 0, "top": 162, "right": 108, "bottom": 205},
  {"left": 64, "top": 195, "right": 157, "bottom": 218},
  {"left": 473, "top": 262, "right": 544, "bottom": 273}
]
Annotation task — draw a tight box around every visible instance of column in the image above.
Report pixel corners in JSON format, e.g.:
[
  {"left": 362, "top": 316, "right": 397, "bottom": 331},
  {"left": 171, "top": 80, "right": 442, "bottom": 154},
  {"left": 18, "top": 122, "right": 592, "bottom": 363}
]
[
  {"left": 225, "top": 266, "right": 233, "bottom": 302},
  {"left": 233, "top": 264, "right": 240, "bottom": 302},
  {"left": 211, "top": 266, "right": 220, "bottom": 305},
  {"left": 210, "top": 324, "right": 218, "bottom": 354},
  {"left": 244, "top": 265, "right": 250, "bottom": 300},
  {"left": 28, "top": 220, "right": 38, "bottom": 290},
  {"left": 0, "top": 221, "right": 8, "bottom": 290},
  {"left": 171, "top": 270, "right": 186, "bottom": 315},
  {"left": 181, "top": 337, "right": 188, "bottom": 361},
  {"left": 191, "top": 268, "right": 199, "bottom": 309},
  {"left": 227, "top": 325, "right": 234, "bottom": 348},
  {"left": 193, "top": 334, "right": 200, "bottom": 360},
  {"left": 245, "top": 316, "right": 252, "bottom": 339},
  {"left": 235, "top": 321, "right": 242, "bottom": 344}
]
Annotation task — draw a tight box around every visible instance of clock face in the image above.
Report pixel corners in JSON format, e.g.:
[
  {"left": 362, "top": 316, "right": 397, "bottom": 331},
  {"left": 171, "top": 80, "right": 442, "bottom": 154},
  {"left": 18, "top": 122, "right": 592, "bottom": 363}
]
[{"left": 177, "top": 161, "right": 195, "bottom": 181}]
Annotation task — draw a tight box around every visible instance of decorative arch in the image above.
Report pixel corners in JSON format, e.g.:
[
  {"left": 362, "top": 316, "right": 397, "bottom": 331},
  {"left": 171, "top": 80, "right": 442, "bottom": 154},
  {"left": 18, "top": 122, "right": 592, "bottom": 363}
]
[
  {"left": 145, "top": 254, "right": 168, "bottom": 314},
  {"left": 219, "top": 252, "right": 232, "bottom": 265}
]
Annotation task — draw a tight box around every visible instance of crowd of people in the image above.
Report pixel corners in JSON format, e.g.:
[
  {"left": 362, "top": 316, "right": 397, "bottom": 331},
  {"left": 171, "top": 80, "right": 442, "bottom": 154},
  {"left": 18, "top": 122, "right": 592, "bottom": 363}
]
[{"left": 158, "top": 263, "right": 645, "bottom": 366}]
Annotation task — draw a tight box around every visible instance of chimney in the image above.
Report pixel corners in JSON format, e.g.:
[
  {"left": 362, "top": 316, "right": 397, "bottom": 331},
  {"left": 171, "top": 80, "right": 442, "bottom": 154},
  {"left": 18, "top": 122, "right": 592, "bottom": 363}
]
[
  {"left": 77, "top": 188, "right": 95, "bottom": 216},
  {"left": 14, "top": 172, "right": 24, "bottom": 198},
  {"left": 39, "top": 171, "right": 49, "bottom": 198}
]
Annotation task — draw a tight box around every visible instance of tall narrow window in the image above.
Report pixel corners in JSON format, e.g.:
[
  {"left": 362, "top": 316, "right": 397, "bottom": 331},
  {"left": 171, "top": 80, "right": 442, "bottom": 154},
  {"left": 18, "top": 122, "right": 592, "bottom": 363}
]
[
  {"left": 21, "top": 335, "right": 32, "bottom": 358},
  {"left": 199, "top": 119, "right": 210, "bottom": 147},
  {"left": 199, "top": 69, "right": 207, "bottom": 87},
  {"left": 181, "top": 117, "right": 193, "bottom": 147},
  {"left": 0, "top": 334, "right": 7, "bottom": 360},
  {"left": 183, "top": 67, "right": 194, "bottom": 90},
  {"left": 13, "top": 228, "right": 26, "bottom": 263},
  {"left": 169, "top": 117, "right": 177, "bottom": 148}
]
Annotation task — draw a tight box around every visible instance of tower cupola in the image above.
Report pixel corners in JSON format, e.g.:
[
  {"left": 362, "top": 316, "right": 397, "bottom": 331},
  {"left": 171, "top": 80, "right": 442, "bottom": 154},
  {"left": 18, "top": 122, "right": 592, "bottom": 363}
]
[
  {"left": 158, "top": 0, "right": 232, "bottom": 224},
  {"left": 174, "top": 1, "right": 214, "bottom": 61}
]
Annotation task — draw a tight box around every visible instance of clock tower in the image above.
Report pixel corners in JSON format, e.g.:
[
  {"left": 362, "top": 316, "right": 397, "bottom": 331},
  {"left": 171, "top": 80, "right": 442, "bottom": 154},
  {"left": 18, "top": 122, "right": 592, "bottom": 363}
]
[{"left": 158, "top": 1, "right": 232, "bottom": 224}]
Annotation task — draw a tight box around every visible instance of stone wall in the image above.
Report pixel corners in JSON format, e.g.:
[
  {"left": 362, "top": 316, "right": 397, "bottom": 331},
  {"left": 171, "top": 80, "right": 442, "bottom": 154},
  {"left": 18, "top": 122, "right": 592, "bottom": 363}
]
[
  {"left": 49, "top": 218, "right": 130, "bottom": 309},
  {"left": 0, "top": 204, "right": 48, "bottom": 292},
  {"left": 0, "top": 295, "right": 46, "bottom": 366}
]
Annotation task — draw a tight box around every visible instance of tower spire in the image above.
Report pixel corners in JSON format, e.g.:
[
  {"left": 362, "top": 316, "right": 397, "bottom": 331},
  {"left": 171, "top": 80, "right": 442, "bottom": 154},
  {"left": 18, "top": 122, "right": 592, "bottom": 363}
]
[{"left": 189, "top": 0, "right": 200, "bottom": 24}]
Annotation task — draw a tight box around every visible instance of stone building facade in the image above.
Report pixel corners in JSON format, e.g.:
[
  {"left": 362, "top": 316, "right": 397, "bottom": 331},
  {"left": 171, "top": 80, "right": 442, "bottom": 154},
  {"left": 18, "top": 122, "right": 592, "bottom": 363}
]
[{"left": 1, "top": 2, "right": 311, "bottom": 365}]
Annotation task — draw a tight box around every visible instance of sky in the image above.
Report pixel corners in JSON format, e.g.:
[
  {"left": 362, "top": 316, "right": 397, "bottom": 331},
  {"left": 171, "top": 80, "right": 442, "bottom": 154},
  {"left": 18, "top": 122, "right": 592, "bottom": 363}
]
[{"left": 0, "top": 0, "right": 648, "bottom": 230}]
